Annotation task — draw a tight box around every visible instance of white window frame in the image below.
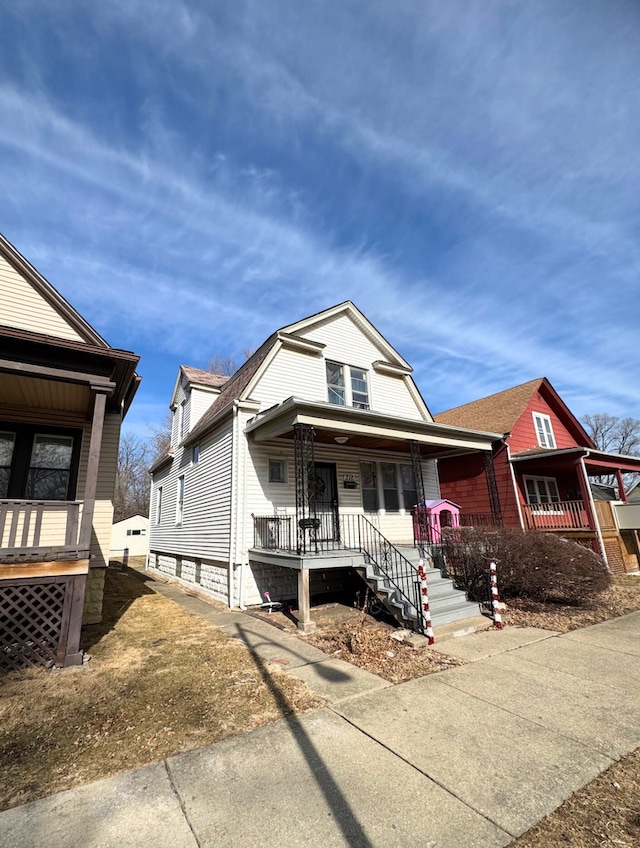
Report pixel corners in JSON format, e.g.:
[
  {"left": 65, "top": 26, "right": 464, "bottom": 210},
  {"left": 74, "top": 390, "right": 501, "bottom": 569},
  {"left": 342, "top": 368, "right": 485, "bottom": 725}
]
[
  {"left": 532, "top": 412, "right": 556, "bottom": 449},
  {"left": 178, "top": 401, "right": 186, "bottom": 442},
  {"left": 326, "top": 361, "right": 370, "bottom": 410},
  {"left": 176, "top": 475, "right": 185, "bottom": 525},
  {"left": 192, "top": 444, "right": 200, "bottom": 465},
  {"left": 155, "top": 486, "right": 163, "bottom": 524},
  {"left": 268, "top": 458, "right": 287, "bottom": 484},
  {"left": 524, "top": 475, "right": 562, "bottom": 512},
  {"left": 360, "top": 460, "right": 418, "bottom": 513}
]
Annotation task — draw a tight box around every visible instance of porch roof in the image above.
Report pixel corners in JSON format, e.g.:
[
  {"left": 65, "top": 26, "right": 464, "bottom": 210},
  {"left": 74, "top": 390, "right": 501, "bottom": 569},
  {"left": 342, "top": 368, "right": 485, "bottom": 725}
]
[
  {"left": 511, "top": 447, "right": 640, "bottom": 475},
  {"left": 245, "top": 397, "right": 500, "bottom": 457}
]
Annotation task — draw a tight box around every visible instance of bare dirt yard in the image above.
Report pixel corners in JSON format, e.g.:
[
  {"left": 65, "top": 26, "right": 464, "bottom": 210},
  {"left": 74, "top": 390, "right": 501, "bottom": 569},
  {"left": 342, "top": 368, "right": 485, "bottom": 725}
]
[{"left": 0, "top": 565, "right": 321, "bottom": 812}]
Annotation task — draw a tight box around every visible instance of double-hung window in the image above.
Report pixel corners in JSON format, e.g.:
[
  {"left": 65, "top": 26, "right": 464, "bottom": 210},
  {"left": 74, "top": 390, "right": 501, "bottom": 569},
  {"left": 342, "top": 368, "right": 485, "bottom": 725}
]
[
  {"left": 155, "top": 486, "right": 163, "bottom": 524},
  {"left": 533, "top": 413, "right": 556, "bottom": 449},
  {"left": 326, "top": 362, "right": 370, "bottom": 409},
  {"left": 524, "top": 476, "right": 560, "bottom": 506},
  {"left": 360, "top": 461, "right": 419, "bottom": 512}
]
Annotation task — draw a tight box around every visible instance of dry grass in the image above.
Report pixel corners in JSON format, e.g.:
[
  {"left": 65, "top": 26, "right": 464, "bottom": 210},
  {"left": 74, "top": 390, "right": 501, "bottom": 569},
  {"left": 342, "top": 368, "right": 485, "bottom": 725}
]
[
  {"left": 504, "top": 575, "right": 640, "bottom": 633},
  {"left": 305, "top": 617, "right": 464, "bottom": 683},
  {"left": 0, "top": 567, "right": 322, "bottom": 812},
  {"left": 510, "top": 747, "right": 640, "bottom": 848}
]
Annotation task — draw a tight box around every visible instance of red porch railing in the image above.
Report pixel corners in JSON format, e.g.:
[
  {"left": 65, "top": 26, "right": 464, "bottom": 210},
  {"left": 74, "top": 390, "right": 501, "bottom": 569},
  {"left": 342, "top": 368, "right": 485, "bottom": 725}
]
[{"left": 521, "top": 500, "right": 590, "bottom": 531}]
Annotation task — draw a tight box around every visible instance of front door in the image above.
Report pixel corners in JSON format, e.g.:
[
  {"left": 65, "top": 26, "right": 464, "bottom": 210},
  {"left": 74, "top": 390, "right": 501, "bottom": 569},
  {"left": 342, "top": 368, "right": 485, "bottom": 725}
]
[{"left": 311, "top": 462, "right": 339, "bottom": 542}]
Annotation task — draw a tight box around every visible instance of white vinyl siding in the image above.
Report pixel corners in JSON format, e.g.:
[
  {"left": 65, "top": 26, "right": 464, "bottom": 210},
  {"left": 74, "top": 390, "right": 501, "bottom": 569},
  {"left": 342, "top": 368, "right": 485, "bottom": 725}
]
[{"left": 0, "top": 253, "right": 86, "bottom": 342}]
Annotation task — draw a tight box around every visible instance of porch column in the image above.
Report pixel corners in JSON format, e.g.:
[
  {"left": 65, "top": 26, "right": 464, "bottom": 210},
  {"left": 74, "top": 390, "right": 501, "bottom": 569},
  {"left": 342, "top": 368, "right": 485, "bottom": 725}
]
[
  {"left": 577, "top": 457, "right": 607, "bottom": 564},
  {"left": 297, "top": 568, "right": 316, "bottom": 633},
  {"left": 484, "top": 450, "right": 502, "bottom": 524},
  {"left": 294, "top": 423, "right": 315, "bottom": 555},
  {"left": 616, "top": 470, "right": 628, "bottom": 502},
  {"left": 78, "top": 387, "right": 110, "bottom": 551}
]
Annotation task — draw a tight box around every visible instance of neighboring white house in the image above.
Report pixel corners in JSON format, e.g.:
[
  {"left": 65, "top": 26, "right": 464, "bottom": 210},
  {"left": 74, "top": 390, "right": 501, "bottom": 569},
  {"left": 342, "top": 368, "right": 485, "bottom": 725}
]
[
  {"left": 110, "top": 514, "right": 149, "bottom": 558},
  {"left": 147, "top": 302, "right": 498, "bottom": 631}
]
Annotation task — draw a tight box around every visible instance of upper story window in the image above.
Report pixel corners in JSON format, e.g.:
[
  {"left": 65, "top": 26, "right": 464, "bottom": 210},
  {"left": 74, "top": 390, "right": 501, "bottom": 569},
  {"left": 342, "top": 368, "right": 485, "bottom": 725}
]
[
  {"left": 178, "top": 401, "right": 187, "bottom": 442},
  {"left": 192, "top": 444, "right": 200, "bottom": 465},
  {"left": 326, "top": 362, "right": 370, "bottom": 410},
  {"left": 155, "top": 486, "right": 163, "bottom": 524},
  {"left": 533, "top": 412, "right": 556, "bottom": 449}
]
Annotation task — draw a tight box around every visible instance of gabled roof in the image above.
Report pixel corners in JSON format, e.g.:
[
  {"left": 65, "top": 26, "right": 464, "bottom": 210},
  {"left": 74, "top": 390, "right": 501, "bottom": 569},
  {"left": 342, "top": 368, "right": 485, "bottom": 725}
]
[
  {"left": 435, "top": 378, "right": 544, "bottom": 434},
  {"left": 183, "top": 301, "right": 427, "bottom": 445},
  {"left": 170, "top": 365, "right": 230, "bottom": 409},
  {"left": 435, "top": 377, "right": 595, "bottom": 447},
  {"left": 0, "top": 233, "right": 109, "bottom": 347}
]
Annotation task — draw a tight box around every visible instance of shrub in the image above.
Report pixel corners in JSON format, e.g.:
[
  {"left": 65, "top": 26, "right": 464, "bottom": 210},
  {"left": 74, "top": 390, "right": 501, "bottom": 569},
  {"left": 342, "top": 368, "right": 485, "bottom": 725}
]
[{"left": 440, "top": 526, "right": 611, "bottom": 605}]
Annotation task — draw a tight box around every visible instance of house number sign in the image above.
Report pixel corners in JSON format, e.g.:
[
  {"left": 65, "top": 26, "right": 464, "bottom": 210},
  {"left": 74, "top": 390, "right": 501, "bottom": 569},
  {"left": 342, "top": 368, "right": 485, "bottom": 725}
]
[{"left": 343, "top": 475, "right": 358, "bottom": 489}]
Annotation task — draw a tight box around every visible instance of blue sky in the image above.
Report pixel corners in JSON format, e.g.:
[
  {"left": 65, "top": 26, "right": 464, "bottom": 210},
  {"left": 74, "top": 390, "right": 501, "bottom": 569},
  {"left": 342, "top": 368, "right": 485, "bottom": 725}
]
[{"left": 1, "top": 0, "right": 639, "bottom": 437}]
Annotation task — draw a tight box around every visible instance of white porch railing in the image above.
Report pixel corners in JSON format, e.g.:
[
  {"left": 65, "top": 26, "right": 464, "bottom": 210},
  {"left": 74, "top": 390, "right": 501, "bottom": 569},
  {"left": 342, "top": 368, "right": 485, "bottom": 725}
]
[
  {"left": 0, "top": 500, "right": 83, "bottom": 562},
  {"left": 521, "top": 500, "right": 590, "bottom": 531}
]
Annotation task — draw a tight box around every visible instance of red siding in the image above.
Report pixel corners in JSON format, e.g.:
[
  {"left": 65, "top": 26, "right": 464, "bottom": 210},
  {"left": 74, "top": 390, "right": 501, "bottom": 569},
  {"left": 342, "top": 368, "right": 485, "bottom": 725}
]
[{"left": 510, "top": 391, "right": 582, "bottom": 453}]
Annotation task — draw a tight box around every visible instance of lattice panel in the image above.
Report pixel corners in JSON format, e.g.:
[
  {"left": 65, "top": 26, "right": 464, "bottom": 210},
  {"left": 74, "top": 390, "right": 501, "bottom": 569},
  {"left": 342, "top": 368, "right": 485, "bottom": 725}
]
[{"left": 0, "top": 581, "right": 66, "bottom": 671}]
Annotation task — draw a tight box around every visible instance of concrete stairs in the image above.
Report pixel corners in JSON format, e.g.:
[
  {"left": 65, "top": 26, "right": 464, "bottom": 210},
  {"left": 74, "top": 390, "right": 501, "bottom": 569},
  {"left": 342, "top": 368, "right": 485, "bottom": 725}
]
[{"left": 356, "top": 544, "right": 483, "bottom": 631}]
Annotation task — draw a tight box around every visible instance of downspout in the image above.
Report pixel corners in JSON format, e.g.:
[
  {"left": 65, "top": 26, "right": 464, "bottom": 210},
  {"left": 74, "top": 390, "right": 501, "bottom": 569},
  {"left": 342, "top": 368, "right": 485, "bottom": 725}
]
[
  {"left": 238, "top": 404, "right": 249, "bottom": 610},
  {"left": 578, "top": 451, "right": 608, "bottom": 567},
  {"left": 504, "top": 435, "right": 525, "bottom": 529},
  {"left": 228, "top": 400, "right": 239, "bottom": 608}
]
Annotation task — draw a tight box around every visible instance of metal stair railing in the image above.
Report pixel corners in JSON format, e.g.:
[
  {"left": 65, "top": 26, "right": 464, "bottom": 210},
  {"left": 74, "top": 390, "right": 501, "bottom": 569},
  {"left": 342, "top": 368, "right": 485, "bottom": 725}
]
[{"left": 340, "top": 513, "right": 425, "bottom": 634}]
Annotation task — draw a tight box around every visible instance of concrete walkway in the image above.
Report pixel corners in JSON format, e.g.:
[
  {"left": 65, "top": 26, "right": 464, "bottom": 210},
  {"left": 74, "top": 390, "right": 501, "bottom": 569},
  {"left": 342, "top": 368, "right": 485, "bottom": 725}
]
[{"left": 2, "top": 575, "right": 639, "bottom": 848}]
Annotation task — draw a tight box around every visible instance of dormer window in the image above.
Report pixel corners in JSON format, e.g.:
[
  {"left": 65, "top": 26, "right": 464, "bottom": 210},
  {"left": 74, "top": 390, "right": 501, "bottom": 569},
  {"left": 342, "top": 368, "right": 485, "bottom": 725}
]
[
  {"left": 326, "top": 362, "right": 370, "bottom": 410},
  {"left": 533, "top": 412, "right": 556, "bottom": 449}
]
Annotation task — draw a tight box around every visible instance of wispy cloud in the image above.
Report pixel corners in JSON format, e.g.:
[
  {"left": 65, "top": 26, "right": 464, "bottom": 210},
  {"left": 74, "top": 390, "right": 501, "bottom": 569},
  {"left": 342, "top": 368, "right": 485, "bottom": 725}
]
[{"left": 1, "top": 0, "right": 639, "bottom": 429}]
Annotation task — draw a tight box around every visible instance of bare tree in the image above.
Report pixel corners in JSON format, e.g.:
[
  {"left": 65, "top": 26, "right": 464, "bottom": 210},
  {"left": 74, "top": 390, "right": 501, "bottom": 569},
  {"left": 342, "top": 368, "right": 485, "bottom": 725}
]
[
  {"left": 582, "top": 413, "right": 640, "bottom": 491},
  {"left": 114, "top": 433, "right": 151, "bottom": 522},
  {"left": 147, "top": 412, "right": 173, "bottom": 463},
  {"left": 207, "top": 354, "right": 239, "bottom": 376},
  {"left": 582, "top": 414, "right": 640, "bottom": 456}
]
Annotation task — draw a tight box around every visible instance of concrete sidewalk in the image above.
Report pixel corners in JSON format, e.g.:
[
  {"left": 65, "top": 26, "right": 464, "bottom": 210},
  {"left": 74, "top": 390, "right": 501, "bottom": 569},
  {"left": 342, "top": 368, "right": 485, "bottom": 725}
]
[{"left": 2, "top": 575, "right": 639, "bottom": 848}]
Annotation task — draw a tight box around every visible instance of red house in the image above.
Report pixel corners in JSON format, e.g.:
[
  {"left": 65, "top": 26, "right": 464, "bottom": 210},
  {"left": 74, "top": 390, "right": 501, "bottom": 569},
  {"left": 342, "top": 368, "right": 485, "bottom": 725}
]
[{"left": 435, "top": 378, "right": 640, "bottom": 574}]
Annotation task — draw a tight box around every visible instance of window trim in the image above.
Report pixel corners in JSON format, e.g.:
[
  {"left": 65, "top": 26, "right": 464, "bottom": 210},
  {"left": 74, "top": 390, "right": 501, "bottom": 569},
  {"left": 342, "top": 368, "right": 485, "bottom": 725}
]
[
  {"left": 532, "top": 412, "right": 556, "bottom": 449},
  {"left": 524, "top": 475, "right": 562, "bottom": 512},
  {"left": 360, "top": 460, "right": 418, "bottom": 513},
  {"left": 155, "top": 486, "right": 163, "bottom": 524},
  {"left": 176, "top": 475, "right": 185, "bottom": 526},
  {"left": 192, "top": 444, "right": 200, "bottom": 465},
  {"left": 0, "top": 422, "right": 82, "bottom": 501},
  {"left": 268, "top": 458, "right": 288, "bottom": 484},
  {"left": 326, "top": 361, "right": 370, "bottom": 410}
]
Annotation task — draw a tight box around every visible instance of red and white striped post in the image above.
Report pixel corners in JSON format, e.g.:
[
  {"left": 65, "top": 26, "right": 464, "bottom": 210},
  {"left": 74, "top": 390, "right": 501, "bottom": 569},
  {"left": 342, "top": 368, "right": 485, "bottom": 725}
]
[
  {"left": 490, "top": 560, "right": 503, "bottom": 630},
  {"left": 417, "top": 561, "right": 435, "bottom": 645}
]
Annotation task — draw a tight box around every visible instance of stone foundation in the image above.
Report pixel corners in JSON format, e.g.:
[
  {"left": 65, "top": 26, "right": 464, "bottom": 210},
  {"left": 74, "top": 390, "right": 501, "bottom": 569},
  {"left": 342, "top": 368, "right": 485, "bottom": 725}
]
[{"left": 83, "top": 566, "right": 106, "bottom": 625}]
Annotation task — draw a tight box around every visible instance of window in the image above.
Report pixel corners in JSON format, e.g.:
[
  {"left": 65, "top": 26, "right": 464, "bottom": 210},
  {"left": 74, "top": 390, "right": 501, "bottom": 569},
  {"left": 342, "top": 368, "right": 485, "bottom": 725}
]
[
  {"left": 524, "top": 476, "right": 560, "bottom": 505},
  {"left": 0, "top": 432, "right": 15, "bottom": 498},
  {"left": 155, "top": 486, "right": 163, "bottom": 524},
  {"left": 326, "top": 362, "right": 346, "bottom": 405},
  {"left": 350, "top": 368, "right": 369, "bottom": 409},
  {"left": 269, "top": 458, "right": 287, "bottom": 483},
  {"left": 0, "top": 425, "right": 80, "bottom": 501},
  {"left": 326, "top": 362, "right": 370, "bottom": 409},
  {"left": 360, "top": 462, "right": 379, "bottom": 511},
  {"left": 360, "top": 461, "right": 418, "bottom": 512},
  {"left": 176, "top": 476, "right": 185, "bottom": 525},
  {"left": 381, "top": 463, "right": 399, "bottom": 511},
  {"left": 533, "top": 412, "right": 556, "bottom": 449},
  {"left": 178, "top": 401, "right": 186, "bottom": 442},
  {"left": 192, "top": 444, "right": 200, "bottom": 465},
  {"left": 126, "top": 528, "right": 146, "bottom": 536}
]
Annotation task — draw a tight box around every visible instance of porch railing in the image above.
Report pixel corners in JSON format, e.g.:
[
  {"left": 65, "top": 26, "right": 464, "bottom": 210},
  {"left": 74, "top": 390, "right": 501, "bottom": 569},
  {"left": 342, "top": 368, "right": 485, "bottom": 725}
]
[
  {"left": 252, "top": 512, "right": 425, "bottom": 633},
  {"left": 521, "top": 500, "right": 590, "bottom": 531},
  {"left": 0, "top": 500, "right": 83, "bottom": 562}
]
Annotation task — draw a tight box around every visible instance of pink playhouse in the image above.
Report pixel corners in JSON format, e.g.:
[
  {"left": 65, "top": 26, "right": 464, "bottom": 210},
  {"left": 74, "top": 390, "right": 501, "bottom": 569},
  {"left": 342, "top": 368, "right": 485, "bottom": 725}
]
[{"left": 413, "top": 499, "right": 461, "bottom": 544}]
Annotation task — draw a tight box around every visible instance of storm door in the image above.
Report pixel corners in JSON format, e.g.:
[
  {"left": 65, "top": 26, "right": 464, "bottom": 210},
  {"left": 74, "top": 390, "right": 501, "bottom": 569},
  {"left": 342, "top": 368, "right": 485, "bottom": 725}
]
[{"left": 310, "top": 462, "right": 339, "bottom": 542}]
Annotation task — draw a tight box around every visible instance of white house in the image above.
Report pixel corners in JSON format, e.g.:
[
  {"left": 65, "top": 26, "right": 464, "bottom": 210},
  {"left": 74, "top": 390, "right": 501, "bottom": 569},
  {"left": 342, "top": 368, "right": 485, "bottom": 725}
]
[
  {"left": 110, "top": 514, "right": 149, "bottom": 558},
  {"left": 147, "top": 302, "right": 499, "bottom": 632}
]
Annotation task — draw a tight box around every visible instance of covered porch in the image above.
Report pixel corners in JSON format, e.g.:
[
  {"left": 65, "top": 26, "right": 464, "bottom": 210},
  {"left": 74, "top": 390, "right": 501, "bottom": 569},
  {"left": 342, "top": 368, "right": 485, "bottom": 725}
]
[
  {"left": 245, "top": 398, "right": 499, "bottom": 630},
  {"left": 0, "top": 327, "right": 139, "bottom": 669}
]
